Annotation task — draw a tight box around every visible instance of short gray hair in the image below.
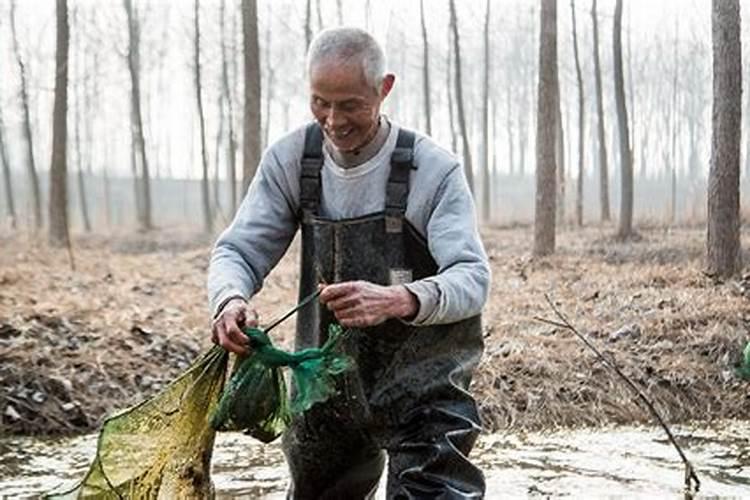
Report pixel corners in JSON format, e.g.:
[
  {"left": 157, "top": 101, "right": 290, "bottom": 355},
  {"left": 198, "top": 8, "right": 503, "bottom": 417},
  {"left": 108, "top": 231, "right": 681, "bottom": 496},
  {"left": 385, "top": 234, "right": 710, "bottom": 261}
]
[{"left": 306, "top": 27, "right": 386, "bottom": 91}]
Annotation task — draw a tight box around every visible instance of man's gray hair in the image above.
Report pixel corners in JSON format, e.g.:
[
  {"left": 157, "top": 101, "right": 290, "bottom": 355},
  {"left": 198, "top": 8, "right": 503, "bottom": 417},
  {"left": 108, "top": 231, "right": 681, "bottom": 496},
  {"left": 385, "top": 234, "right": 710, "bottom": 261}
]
[{"left": 306, "top": 27, "right": 386, "bottom": 91}]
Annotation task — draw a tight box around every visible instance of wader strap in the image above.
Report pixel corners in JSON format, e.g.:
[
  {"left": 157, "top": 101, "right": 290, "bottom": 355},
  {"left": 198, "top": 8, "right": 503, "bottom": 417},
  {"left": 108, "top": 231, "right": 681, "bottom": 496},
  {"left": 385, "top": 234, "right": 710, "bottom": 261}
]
[
  {"left": 385, "top": 129, "right": 416, "bottom": 233},
  {"left": 300, "top": 123, "right": 324, "bottom": 216}
]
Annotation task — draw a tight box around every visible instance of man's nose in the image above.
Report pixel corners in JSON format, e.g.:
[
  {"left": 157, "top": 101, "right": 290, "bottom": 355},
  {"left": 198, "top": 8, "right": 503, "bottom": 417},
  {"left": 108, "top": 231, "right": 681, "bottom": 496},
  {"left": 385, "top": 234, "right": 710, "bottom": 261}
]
[{"left": 325, "top": 106, "right": 345, "bottom": 128}]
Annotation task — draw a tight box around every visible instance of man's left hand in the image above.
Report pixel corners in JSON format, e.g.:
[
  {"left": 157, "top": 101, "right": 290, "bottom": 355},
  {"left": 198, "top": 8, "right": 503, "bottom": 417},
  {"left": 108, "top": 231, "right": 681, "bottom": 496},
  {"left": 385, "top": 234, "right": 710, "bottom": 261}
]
[{"left": 319, "top": 281, "right": 418, "bottom": 328}]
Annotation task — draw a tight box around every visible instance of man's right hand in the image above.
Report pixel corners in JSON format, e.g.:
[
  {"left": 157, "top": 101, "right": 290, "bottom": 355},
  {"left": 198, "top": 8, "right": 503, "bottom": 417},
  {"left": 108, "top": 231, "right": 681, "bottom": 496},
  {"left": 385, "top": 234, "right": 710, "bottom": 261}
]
[{"left": 211, "top": 298, "right": 259, "bottom": 355}]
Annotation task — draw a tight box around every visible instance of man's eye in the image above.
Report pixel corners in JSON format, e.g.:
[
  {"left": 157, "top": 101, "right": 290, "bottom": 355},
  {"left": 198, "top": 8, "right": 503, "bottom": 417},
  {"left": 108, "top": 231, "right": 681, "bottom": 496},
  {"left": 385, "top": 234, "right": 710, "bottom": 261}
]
[{"left": 313, "top": 98, "right": 329, "bottom": 108}]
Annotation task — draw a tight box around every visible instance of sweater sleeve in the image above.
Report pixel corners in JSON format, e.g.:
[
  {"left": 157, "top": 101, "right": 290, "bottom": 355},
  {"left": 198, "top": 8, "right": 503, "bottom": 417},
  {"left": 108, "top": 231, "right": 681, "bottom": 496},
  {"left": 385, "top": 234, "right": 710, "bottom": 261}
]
[
  {"left": 207, "top": 145, "right": 300, "bottom": 317},
  {"left": 403, "top": 164, "right": 491, "bottom": 325}
]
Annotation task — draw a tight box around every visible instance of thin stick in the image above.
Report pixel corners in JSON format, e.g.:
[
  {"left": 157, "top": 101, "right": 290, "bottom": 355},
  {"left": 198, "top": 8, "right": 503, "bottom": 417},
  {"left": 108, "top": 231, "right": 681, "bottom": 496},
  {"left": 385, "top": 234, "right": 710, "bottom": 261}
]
[
  {"left": 534, "top": 293, "right": 700, "bottom": 497},
  {"left": 262, "top": 289, "right": 321, "bottom": 334}
]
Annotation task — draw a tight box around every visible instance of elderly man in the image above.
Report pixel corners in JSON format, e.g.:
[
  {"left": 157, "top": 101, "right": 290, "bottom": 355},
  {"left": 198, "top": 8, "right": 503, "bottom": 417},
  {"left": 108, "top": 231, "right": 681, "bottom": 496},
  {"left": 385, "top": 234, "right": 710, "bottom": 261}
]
[{"left": 208, "top": 27, "right": 489, "bottom": 499}]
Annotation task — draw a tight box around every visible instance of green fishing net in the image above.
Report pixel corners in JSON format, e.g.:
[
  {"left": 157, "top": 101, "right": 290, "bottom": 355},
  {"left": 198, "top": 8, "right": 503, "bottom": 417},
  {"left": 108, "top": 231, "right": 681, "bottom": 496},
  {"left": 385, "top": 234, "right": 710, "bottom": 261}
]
[{"left": 48, "top": 323, "right": 350, "bottom": 499}]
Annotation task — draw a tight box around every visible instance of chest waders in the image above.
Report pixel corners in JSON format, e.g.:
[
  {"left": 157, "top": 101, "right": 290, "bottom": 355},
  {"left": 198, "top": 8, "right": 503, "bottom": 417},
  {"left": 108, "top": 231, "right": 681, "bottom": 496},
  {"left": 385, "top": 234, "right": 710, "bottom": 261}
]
[{"left": 281, "top": 123, "right": 486, "bottom": 499}]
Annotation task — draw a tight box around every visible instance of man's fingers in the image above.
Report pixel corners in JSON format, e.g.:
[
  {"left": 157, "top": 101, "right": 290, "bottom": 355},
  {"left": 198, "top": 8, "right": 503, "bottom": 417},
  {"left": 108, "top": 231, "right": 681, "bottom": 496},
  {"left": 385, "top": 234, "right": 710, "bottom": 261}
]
[
  {"left": 218, "top": 333, "right": 248, "bottom": 355},
  {"left": 219, "top": 323, "right": 249, "bottom": 355},
  {"left": 211, "top": 321, "right": 224, "bottom": 345},
  {"left": 226, "top": 321, "right": 249, "bottom": 347},
  {"left": 326, "top": 295, "right": 360, "bottom": 312},
  {"left": 320, "top": 282, "right": 356, "bottom": 303}
]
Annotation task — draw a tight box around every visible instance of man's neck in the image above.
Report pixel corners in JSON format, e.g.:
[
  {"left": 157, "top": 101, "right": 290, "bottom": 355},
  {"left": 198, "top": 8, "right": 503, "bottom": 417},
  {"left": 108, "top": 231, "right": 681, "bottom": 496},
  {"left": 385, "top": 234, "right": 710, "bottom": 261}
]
[{"left": 325, "top": 118, "right": 390, "bottom": 169}]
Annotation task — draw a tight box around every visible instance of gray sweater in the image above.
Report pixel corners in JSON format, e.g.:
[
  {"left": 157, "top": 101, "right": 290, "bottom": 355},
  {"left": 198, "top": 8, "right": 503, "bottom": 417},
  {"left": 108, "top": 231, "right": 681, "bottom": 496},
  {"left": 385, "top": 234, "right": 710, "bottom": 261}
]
[{"left": 207, "top": 121, "right": 490, "bottom": 326}]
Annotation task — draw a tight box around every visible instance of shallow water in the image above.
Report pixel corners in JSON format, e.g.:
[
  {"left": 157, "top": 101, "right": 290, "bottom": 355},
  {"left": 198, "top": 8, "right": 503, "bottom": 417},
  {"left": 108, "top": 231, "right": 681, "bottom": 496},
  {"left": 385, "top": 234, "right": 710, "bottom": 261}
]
[{"left": 0, "top": 420, "right": 747, "bottom": 498}]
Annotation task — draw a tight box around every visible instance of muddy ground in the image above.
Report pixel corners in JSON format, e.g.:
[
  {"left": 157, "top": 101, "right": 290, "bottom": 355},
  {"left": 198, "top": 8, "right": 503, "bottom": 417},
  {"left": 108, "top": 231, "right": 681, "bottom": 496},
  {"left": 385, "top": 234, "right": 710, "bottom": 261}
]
[{"left": 0, "top": 225, "right": 748, "bottom": 435}]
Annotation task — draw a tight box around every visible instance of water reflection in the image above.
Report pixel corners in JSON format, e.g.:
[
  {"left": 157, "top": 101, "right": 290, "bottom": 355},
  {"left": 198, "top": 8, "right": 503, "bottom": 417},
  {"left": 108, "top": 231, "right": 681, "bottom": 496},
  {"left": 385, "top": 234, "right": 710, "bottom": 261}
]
[{"left": 0, "top": 420, "right": 747, "bottom": 498}]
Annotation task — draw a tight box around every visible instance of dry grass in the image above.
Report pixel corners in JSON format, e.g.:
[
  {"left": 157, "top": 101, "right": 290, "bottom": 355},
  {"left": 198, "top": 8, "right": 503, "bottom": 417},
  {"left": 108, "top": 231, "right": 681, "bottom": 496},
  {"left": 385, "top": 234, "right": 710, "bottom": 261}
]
[
  {"left": 0, "top": 225, "right": 748, "bottom": 435},
  {"left": 475, "top": 224, "right": 750, "bottom": 432}
]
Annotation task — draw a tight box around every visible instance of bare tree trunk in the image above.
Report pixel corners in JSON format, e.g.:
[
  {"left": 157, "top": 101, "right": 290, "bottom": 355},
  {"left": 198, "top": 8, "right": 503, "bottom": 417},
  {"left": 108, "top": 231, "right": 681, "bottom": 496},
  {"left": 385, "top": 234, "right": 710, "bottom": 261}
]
[
  {"left": 626, "top": 1, "right": 636, "bottom": 180},
  {"left": 591, "top": 0, "right": 610, "bottom": 222},
  {"left": 707, "top": 0, "right": 742, "bottom": 278},
  {"left": 305, "top": 0, "right": 312, "bottom": 51},
  {"left": 669, "top": 17, "right": 680, "bottom": 224},
  {"left": 242, "top": 0, "right": 261, "bottom": 194},
  {"left": 571, "top": 0, "right": 585, "bottom": 227},
  {"left": 534, "top": 0, "right": 557, "bottom": 257},
  {"left": 73, "top": 7, "right": 91, "bottom": 232},
  {"left": 449, "top": 0, "right": 474, "bottom": 194},
  {"left": 49, "top": 0, "right": 70, "bottom": 247},
  {"left": 446, "top": 27, "right": 458, "bottom": 155},
  {"left": 613, "top": 0, "right": 633, "bottom": 240},
  {"left": 220, "top": 0, "right": 237, "bottom": 213},
  {"left": 555, "top": 94, "right": 566, "bottom": 225},
  {"left": 10, "top": 0, "right": 42, "bottom": 230},
  {"left": 129, "top": 111, "right": 142, "bottom": 221},
  {"left": 213, "top": 93, "right": 224, "bottom": 221},
  {"left": 316, "top": 0, "right": 323, "bottom": 32},
  {"left": 506, "top": 88, "right": 514, "bottom": 176},
  {"left": 0, "top": 76, "right": 16, "bottom": 229},
  {"left": 193, "top": 0, "right": 212, "bottom": 233},
  {"left": 0, "top": 11, "right": 15, "bottom": 230},
  {"left": 518, "top": 114, "right": 527, "bottom": 177},
  {"left": 481, "top": 0, "right": 490, "bottom": 220},
  {"left": 336, "top": 0, "right": 343, "bottom": 25},
  {"left": 123, "top": 0, "right": 153, "bottom": 231},
  {"left": 420, "top": 0, "right": 432, "bottom": 136},
  {"left": 103, "top": 134, "right": 112, "bottom": 229},
  {"left": 263, "top": 0, "right": 274, "bottom": 150}
]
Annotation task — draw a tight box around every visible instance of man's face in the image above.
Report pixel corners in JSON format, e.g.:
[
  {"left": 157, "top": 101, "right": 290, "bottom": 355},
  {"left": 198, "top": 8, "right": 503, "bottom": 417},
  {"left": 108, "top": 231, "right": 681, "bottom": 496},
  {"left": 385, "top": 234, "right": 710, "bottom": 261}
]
[{"left": 309, "top": 61, "right": 394, "bottom": 152}]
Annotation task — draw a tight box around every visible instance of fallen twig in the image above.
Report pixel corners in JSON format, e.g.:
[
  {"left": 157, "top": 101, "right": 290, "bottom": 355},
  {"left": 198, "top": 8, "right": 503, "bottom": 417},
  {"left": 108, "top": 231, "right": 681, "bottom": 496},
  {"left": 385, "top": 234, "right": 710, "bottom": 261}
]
[{"left": 534, "top": 293, "right": 701, "bottom": 498}]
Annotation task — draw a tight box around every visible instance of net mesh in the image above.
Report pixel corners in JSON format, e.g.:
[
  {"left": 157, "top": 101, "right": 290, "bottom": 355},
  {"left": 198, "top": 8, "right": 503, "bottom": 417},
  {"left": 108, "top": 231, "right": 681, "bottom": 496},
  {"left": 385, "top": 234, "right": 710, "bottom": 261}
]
[{"left": 48, "top": 324, "right": 349, "bottom": 499}]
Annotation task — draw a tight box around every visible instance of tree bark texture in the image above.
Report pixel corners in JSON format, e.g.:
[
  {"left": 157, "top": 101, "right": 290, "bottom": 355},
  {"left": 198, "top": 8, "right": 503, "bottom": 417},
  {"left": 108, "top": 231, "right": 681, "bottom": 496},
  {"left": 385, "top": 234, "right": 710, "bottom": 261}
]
[
  {"left": 10, "top": 0, "right": 42, "bottom": 230},
  {"left": 446, "top": 25, "right": 458, "bottom": 155},
  {"left": 420, "top": 0, "right": 432, "bottom": 136},
  {"left": 534, "top": 0, "right": 557, "bottom": 257},
  {"left": 591, "top": 0, "right": 610, "bottom": 222},
  {"left": 613, "top": 0, "right": 634, "bottom": 240},
  {"left": 555, "top": 92, "right": 566, "bottom": 225},
  {"left": 194, "top": 0, "right": 213, "bottom": 233},
  {"left": 571, "top": 0, "right": 585, "bottom": 227},
  {"left": 707, "top": 0, "right": 742, "bottom": 277},
  {"left": 0, "top": 88, "right": 16, "bottom": 229},
  {"left": 73, "top": 6, "right": 91, "bottom": 232},
  {"left": 481, "top": 0, "right": 491, "bottom": 220},
  {"left": 220, "top": 0, "right": 237, "bottom": 213},
  {"left": 124, "top": 0, "right": 153, "bottom": 230},
  {"left": 49, "top": 0, "right": 70, "bottom": 247},
  {"left": 449, "top": 0, "right": 474, "bottom": 194},
  {"left": 242, "top": 0, "right": 261, "bottom": 194}
]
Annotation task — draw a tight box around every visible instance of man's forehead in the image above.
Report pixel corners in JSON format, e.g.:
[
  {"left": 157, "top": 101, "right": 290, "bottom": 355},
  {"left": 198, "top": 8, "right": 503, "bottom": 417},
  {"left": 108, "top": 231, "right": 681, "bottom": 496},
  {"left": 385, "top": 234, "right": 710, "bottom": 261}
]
[{"left": 310, "top": 57, "right": 365, "bottom": 76}]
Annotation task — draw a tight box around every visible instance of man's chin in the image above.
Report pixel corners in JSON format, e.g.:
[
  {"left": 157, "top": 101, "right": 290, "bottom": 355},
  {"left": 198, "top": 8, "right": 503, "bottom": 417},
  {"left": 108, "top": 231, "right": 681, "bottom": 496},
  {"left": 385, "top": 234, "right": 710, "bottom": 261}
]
[{"left": 328, "top": 137, "right": 363, "bottom": 153}]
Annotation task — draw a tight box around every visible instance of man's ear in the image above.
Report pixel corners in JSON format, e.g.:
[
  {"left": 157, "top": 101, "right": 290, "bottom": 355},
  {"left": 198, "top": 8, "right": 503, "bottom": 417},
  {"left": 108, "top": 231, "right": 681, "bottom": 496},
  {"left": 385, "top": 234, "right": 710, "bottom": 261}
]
[{"left": 381, "top": 74, "right": 396, "bottom": 99}]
